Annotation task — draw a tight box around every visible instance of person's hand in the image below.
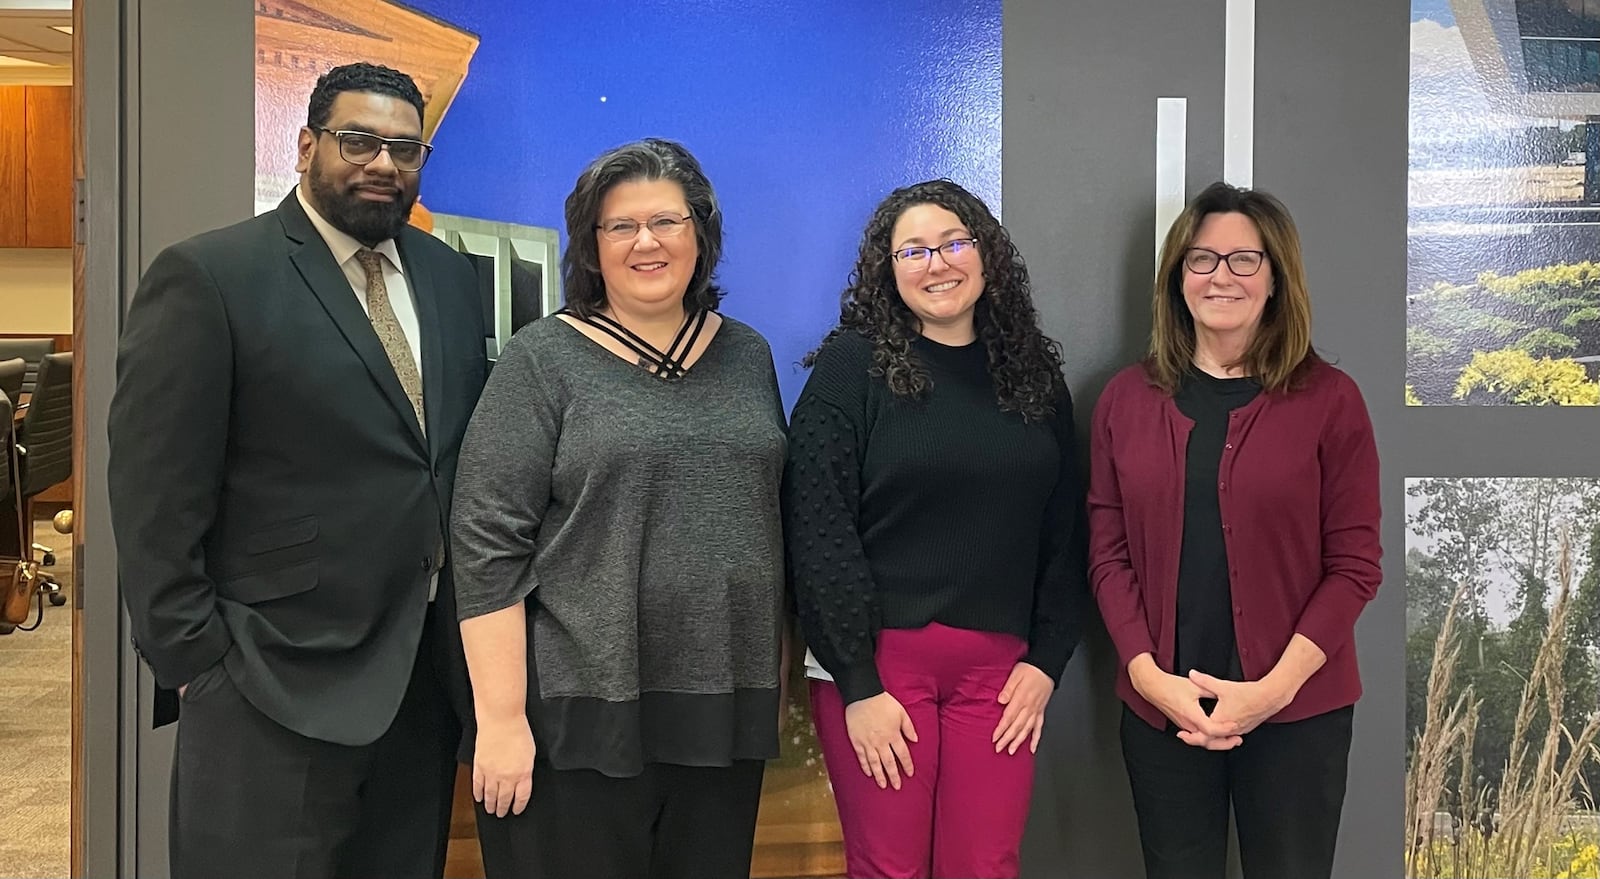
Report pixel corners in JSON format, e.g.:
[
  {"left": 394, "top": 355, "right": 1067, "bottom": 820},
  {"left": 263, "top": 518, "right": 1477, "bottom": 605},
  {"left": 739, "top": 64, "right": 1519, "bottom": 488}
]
[
  {"left": 844, "top": 691, "right": 919, "bottom": 790},
  {"left": 1128, "top": 657, "right": 1241, "bottom": 750},
  {"left": 473, "top": 716, "right": 535, "bottom": 817},
  {"left": 993, "top": 662, "right": 1053, "bottom": 755},
  {"left": 1188, "top": 671, "right": 1292, "bottom": 738}
]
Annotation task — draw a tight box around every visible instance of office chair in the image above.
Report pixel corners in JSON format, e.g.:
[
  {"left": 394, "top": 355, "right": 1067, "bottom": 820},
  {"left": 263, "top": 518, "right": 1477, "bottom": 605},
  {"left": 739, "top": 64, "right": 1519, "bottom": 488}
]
[
  {"left": 15, "top": 351, "right": 72, "bottom": 506},
  {"left": 0, "top": 338, "right": 56, "bottom": 397},
  {"left": 0, "top": 359, "right": 23, "bottom": 407},
  {"left": 0, "top": 390, "right": 60, "bottom": 634},
  {"left": 0, "top": 353, "right": 71, "bottom": 634}
]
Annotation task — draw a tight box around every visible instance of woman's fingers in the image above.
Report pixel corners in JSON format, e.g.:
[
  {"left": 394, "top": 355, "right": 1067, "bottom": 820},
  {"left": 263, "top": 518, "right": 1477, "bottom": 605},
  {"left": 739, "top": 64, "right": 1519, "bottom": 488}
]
[
  {"left": 889, "top": 735, "right": 915, "bottom": 781},
  {"left": 996, "top": 711, "right": 1029, "bottom": 753},
  {"left": 512, "top": 774, "right": 534, "bottom": 815},
  {"left": 879, "top": 743, "right": 904, "bottom": 789},
  {"left": 865, "top": 747, "right": 888, "bottom": 789},
  {"left": 993, "top": 701, "right": 1023, "bottom": 744}
]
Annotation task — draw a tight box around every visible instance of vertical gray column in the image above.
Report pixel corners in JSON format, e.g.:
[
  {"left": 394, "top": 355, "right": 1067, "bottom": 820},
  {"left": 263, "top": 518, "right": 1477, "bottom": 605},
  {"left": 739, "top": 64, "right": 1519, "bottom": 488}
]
[
  {"left": 79, "top": 0, "right": 121, "bottom": 875},
  {"left": 90, "top": 1, "right": 256, "bottom": 876}
]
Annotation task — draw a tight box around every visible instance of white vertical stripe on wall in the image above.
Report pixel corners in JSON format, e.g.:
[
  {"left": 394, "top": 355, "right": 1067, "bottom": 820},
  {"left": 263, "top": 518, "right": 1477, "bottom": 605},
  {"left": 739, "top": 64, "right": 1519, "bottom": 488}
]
[
  {"left": 1156, "top": 97, "right": 1187, "bottom": 261},
  {"left": 1224, "top": 0, "right": 1255, "bottom": 187}
]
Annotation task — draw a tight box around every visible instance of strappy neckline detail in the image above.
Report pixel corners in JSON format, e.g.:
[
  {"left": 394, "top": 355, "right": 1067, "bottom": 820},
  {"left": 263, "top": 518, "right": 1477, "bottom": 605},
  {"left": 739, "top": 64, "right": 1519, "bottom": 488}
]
[{"left": 557, "top": 308, "right": 711, "bottom": 381}]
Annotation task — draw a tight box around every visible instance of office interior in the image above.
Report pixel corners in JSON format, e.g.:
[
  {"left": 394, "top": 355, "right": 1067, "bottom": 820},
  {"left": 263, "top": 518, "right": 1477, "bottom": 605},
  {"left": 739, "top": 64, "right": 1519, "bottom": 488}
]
[
  {"left": 0, "top": 0, "right": 74, "bottom": 876},
  {"left": 20, "top": 0, "right": 1585, "bottom": 877}
]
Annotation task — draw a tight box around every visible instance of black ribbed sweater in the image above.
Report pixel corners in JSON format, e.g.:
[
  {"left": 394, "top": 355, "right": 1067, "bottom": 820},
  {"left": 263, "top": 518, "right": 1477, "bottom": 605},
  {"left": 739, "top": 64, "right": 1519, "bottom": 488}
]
[{"left": 782, "top": 330, "right": 1089, "bottom": 704}]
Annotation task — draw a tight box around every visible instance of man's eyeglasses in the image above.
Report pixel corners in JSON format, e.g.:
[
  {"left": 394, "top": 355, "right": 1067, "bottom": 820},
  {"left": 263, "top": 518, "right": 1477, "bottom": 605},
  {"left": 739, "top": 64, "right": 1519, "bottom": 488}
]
[
  {"left": 597, "top": 213, "right": 693, "bottom": 242},
  {"left": 891, "top": 237, "right": 978, "bottom": 267},
  {"left": 312, "top": 127, "right": 433, "bottom": 172},
  {"left": 1183, "top": 248, "right": 1267, "bottom": 277}
]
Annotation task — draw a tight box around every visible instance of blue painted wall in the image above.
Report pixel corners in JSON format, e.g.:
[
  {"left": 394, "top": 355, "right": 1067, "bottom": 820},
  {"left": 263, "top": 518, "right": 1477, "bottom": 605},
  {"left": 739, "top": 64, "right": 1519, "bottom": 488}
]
[{"left": 402, "top": 0, "right": 1001, "bottom": 408}]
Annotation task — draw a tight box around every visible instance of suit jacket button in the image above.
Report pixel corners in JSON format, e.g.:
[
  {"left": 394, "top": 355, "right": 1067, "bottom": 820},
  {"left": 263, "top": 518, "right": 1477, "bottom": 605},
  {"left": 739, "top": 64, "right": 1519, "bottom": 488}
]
[{"left": 421, "top": 556, "right": 432, "bottom": 571}]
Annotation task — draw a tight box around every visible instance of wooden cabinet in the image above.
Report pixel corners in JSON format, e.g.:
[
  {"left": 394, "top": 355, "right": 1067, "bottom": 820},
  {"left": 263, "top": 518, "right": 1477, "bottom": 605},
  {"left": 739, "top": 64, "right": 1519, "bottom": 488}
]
[
  {"left": 25, "top": 87, "right": 72, "bottom": 248},
  {"left": 0, "top": 85, "right": 72, "bottom": 248},
  {"left": 0, "top": 87, "right": 26, "bottom": 247}
]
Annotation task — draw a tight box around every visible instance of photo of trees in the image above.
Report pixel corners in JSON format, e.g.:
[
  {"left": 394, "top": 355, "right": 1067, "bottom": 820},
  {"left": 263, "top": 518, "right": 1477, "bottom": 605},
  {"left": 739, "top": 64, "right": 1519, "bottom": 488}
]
[{"left": 1407, "top": 478, "right": 1600, "bottom": 878}]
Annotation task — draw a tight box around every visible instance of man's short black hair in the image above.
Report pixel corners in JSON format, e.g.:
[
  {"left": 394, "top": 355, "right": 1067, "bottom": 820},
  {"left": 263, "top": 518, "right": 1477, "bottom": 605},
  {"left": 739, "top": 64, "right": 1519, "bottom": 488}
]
[{"left": 305, "top": 62, "right": 426, "bottom": 130}]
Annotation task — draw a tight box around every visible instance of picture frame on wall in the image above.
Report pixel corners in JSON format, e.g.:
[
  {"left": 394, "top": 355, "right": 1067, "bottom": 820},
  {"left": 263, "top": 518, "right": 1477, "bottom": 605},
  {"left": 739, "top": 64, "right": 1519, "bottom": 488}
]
[{"left": 427, "top": 213, "right": 560, "bottom": 362}]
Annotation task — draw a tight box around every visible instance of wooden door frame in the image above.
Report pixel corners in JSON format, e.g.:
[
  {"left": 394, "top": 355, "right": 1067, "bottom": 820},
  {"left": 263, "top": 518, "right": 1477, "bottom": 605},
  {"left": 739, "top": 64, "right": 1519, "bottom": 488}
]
[{"left": 70, "top": 2, "right": 85, "bottom": 871}]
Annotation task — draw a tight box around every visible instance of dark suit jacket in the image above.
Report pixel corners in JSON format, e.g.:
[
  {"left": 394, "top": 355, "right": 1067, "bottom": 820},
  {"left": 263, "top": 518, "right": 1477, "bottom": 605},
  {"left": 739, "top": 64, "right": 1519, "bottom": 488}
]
[{"left": 109, "top": 191, "right": 488, "bottom": 746}]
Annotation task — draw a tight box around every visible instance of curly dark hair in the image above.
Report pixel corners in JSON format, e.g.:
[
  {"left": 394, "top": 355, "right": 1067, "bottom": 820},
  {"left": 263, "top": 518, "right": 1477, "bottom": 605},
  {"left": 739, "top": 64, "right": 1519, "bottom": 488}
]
[
  {"left": 807, "top": 179, "right": 1067, "bottom": 422},
  {"left": 306, "top": 62, "right": 425, "bottom": 129}
]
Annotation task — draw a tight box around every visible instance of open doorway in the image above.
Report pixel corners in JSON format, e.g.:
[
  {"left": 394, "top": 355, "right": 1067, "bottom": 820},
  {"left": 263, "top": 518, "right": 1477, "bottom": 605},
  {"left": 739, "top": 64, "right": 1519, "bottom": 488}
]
[{"left": 0, "top": 0, "right": 77, "bottom": 876}]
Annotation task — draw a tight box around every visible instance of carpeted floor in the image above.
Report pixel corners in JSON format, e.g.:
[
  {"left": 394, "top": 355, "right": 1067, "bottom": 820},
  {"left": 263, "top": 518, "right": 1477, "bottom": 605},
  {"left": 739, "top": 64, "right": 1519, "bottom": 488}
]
[{"left": 0, "top": 519, "right": 72, "bottom": 878}]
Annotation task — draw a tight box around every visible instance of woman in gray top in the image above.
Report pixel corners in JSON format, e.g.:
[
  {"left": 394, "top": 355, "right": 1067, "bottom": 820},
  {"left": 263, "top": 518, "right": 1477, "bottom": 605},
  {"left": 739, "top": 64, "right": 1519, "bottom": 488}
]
[{"left": 450, "top": 138, "right": 788, "bottom": 879}]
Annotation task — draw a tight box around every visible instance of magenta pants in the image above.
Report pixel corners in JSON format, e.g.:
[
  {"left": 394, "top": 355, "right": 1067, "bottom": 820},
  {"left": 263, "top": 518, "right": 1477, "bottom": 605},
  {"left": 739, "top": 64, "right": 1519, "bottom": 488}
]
[{"left": 811, "top": 622, "right": 1036, "bottom": 879}]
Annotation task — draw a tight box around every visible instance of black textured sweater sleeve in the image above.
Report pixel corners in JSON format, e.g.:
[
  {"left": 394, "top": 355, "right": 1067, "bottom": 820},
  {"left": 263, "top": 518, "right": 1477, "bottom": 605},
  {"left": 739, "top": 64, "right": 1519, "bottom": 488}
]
[
  {"left": 782, "top": 340, "right": 885, "bottom": 704},
  {"left": 1024, "top": 390, "right": 1091, "bottom": 682}
]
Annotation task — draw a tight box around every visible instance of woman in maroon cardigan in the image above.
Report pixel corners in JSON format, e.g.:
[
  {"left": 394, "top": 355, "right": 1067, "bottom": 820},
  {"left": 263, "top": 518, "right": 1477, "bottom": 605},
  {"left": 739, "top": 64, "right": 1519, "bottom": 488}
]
[{"left": 1088, "top": 181, "right": 1381, "bottom": 879}]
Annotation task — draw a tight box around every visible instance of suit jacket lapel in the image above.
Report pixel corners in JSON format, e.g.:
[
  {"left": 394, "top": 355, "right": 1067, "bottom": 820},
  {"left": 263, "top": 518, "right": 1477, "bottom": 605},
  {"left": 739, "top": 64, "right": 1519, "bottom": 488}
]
[
  {"left": 397, "top": 231, "right": 446, "bottom": 460},
  {"left": 277, "top": 191, "right": 428, "bottom": 455}
]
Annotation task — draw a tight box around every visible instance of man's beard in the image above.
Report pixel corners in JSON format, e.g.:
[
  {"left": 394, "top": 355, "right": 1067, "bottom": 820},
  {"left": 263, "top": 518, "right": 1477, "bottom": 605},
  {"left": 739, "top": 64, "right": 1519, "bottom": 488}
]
[{"left": 308, "top": 165, "right": 417, "bottom": 245}]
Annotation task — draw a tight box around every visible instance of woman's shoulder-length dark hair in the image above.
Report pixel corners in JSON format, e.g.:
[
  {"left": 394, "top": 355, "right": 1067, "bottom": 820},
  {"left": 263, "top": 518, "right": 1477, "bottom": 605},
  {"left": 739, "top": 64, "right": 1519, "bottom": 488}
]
[
  {"left": 1147, "top": 181, "right": 1318, "bottom": 394},
  {"left": 560, "top": 137, "right": 725, "bottom": 317}
]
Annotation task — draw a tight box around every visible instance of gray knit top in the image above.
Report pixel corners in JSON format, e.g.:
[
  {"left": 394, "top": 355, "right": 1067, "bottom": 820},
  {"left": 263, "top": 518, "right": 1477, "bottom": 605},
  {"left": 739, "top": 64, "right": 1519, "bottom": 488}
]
[{"left": 450, "top": 314, "right": 786, "bottom": 777}]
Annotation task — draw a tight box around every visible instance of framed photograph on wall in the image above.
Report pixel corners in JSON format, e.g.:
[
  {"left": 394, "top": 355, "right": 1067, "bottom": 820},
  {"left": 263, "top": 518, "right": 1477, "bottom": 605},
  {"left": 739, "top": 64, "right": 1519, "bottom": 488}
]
[
  {"left": 427, "top": 213, "right": 561, "bottom": 361},
  {"left": 1407, "top": 1, "right": 1600, "bottom": 406}
]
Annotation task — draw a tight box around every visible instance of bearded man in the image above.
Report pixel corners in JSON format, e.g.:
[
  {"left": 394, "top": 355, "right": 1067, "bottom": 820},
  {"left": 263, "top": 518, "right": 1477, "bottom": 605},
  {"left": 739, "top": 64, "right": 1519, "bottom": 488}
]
[{"left": 108, "top": 61, "right": 487, "bottom": 879}]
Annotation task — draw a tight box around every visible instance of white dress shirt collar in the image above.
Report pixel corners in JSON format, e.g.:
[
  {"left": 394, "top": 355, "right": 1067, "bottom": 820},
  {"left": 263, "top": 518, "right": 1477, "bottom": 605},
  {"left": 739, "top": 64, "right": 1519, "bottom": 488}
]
[{"left": 295, "top": 185, "right": 403, "bottom": 272}]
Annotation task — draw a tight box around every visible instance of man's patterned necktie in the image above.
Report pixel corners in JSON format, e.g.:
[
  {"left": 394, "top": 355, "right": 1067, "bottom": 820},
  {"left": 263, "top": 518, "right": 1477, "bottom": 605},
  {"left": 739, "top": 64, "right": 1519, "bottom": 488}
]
[{"left": 354, "top": 249, "right": 425, "bottom": 434}]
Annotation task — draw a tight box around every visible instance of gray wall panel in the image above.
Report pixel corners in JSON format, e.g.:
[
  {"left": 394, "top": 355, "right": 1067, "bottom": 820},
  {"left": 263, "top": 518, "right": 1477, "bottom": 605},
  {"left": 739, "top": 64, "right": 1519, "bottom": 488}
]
[
  {"left": 120, "top": 1, "right": 255, "bottom": 876},
  {"left": 1004, "top": 5, "right": 1226, "bottom": 876},
  {"left": 1253, "top": 3, "right": 1408, "bottom": 876}
]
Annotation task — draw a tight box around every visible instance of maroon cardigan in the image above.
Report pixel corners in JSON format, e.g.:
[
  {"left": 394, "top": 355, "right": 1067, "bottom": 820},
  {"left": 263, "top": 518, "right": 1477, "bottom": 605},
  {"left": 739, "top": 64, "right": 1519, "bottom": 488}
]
[{"left": 1088, "top": 359, "right": 1382, "bottom": 731}]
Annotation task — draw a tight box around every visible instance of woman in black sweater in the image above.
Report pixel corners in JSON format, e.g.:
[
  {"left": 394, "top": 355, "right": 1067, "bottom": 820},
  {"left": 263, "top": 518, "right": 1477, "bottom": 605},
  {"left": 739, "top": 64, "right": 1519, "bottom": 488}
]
[{"left": 784, "top": 180, "right": 1088, "bottom": 879}]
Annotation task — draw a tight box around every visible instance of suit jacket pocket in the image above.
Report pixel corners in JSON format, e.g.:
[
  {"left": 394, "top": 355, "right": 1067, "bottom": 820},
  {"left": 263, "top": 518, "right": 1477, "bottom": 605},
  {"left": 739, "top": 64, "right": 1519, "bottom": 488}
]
[
  {"left": 218, "top": 559, "right": 319, "bottom": 605},
  {"left": 179, "top": 659, "right": 230, "bottom": 704},
  {"left": 244, "top": 515, "right": 318, "bottom": 555}
]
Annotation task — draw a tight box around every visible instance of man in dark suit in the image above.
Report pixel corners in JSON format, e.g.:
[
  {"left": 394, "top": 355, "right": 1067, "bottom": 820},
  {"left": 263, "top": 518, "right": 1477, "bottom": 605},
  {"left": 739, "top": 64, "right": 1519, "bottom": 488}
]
[{"left": 108, "top": 62, "right": 487, "bottom": 879}]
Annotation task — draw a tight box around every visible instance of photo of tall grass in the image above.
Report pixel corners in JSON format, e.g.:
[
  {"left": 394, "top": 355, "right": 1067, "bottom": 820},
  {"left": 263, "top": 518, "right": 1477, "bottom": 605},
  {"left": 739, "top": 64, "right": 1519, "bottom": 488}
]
[{"left": 1407, "top": 478, "right": 1600, "bottom": 878}]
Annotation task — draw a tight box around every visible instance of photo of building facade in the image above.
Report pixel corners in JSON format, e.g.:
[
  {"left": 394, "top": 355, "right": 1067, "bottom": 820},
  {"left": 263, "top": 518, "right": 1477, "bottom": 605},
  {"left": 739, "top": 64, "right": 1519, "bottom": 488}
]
[{"left": 1409, "top": 0, "right": 1600, "bottom": 405}]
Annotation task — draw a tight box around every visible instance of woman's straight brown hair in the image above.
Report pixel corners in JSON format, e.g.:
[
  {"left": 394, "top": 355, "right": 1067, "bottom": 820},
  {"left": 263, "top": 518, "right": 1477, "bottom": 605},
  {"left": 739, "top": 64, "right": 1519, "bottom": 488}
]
[{"left": 1147, "top": 181, "right": 1317, "bottom": 394}]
